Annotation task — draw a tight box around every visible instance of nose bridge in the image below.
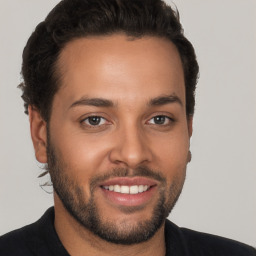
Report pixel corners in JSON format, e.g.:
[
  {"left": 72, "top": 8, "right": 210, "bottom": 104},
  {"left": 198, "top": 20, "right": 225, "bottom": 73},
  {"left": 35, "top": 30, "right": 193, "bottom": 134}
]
[{"left": 110, "top": 119, "right": 152, "bottom": 168}]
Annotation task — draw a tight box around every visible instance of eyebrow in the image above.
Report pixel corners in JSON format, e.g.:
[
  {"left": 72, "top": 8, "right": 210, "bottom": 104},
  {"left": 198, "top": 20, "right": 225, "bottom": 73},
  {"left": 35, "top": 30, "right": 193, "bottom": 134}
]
[
  {"left": 69, "top": 94, "right": 183, "bottom": 110},
  {"left": 69, "top": 97, "right": 114, "bottom": 109},
  {"left": 149, "top": 94, "right": 183, "bottom": 107}
]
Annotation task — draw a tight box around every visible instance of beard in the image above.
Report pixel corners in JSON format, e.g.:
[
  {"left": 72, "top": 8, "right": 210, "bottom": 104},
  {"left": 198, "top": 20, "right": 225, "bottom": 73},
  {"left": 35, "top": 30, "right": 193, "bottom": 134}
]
[{"left": 46, "top": 134, "right": 186, "bottom": 245}]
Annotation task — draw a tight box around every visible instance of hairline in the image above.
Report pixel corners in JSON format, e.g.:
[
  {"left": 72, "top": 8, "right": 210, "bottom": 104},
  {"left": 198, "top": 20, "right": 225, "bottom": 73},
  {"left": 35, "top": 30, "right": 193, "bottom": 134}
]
[{"left": 48, "top": 32, "right": 187, "bottom": 122}]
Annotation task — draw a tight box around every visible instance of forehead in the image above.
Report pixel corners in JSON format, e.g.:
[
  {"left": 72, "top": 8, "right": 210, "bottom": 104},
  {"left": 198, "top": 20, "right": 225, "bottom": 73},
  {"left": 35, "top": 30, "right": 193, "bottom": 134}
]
[{"left": 55, "top": 34, "right": 185, "bottom": 107}]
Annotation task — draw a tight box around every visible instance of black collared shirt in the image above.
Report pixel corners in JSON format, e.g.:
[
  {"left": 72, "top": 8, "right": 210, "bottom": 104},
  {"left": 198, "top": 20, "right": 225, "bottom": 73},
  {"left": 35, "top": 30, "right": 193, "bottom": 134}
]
[{"left": 0, "top": 207, "right": 255, "bottom": 255}]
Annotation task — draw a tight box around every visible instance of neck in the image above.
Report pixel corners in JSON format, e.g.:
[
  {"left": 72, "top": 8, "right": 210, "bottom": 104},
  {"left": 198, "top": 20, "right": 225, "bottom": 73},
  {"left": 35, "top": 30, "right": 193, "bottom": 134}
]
[{"left": 53, "top": 194, "right": 166, "bottom": 256}]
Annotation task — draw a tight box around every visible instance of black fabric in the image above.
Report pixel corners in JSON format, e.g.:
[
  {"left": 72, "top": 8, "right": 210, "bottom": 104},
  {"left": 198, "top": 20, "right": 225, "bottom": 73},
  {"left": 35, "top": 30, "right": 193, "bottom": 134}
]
[
  {"left": 0, "top": 207, "right": 69, "bottom": 256},
  {"left": 0, "top": 207, "right": 255, "bottom": 256},
  {"left": 164, "top": 220, "right": 256, "bottom": 256}
]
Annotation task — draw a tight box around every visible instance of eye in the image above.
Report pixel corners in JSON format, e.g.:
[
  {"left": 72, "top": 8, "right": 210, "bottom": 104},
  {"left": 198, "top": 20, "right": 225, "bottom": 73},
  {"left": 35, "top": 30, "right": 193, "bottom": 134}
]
[
  {"left": 82, "top": 116, "right": 107, "bottom": 126},
  {"left": 148, "top": 115, "right": 172, "bottom": 125}
]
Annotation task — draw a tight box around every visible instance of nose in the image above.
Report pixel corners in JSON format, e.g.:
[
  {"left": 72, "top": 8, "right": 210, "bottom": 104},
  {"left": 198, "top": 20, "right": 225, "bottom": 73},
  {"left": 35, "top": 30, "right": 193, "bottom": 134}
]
[{"left": 109, "top": 125, "right": 153, "bottom": 169}]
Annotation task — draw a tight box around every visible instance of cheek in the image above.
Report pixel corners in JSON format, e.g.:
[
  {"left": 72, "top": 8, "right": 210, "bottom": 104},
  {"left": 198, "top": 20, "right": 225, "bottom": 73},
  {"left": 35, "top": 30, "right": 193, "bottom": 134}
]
[
  {"left": 49, "top": 133, "right": 111, "bottom": 198},
  {"left": 151, "top": 130, "right": 189, "bottom": 177},
  {"left": 51, "top": 127, "right": 111, "bottom": 175}
]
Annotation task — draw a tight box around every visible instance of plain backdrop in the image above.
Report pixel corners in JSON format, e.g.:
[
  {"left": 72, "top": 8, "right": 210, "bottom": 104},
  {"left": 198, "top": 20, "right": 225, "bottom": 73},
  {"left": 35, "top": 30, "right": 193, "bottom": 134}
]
[{"left": 0, "top": 0, "right": 255, "bottom": 247}]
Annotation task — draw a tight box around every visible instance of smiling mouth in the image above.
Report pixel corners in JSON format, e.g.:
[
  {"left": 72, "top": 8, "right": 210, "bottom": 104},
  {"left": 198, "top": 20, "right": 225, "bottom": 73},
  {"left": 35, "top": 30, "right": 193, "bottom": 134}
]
[
  {"left": 101, "top": 185, "right": 151, "bottom": 194},
  {"left": 99, "top": 177, "right": 158, "bottom": 207}
]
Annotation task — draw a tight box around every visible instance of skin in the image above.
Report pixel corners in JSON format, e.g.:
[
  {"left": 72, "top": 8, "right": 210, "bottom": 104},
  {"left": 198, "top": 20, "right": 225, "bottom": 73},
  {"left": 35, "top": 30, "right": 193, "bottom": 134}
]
[{"left": 29, "top": 34, "right": 192, "bottom": 256}]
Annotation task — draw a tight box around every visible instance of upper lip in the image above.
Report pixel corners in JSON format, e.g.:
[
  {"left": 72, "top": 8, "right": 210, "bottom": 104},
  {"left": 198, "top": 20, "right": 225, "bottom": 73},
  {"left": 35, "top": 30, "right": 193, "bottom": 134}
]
[{"left": 100, "top": 177, "right": 158, "bottom": 187}]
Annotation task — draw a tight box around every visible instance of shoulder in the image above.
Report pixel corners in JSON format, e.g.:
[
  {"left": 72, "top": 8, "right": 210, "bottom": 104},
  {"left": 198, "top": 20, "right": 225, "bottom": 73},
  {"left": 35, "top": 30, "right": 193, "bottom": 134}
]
[
  {"left": 0, "top": 222, "right": 38, "bottom": 255},
  {"left": 0, "top": 207, "right": 55, "bottom": 256},
  {"left": 180, "top": 227, "right": 256, "bottom": 256},
  {"left": 165, "top": 219, "right": 256, "bottom": 256}
]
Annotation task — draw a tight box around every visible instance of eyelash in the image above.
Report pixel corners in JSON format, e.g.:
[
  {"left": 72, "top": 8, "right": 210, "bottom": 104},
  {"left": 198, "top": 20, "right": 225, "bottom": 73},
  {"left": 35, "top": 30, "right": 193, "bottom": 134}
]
[
  {"left": 81, "top": 116, "right": 109, "bottom": 127},
  {"left": 147, "top": 115, "right": 174, "bottom": 126},
  {"left": 80, "top": 114, "right": 174, "bottom": 128}
]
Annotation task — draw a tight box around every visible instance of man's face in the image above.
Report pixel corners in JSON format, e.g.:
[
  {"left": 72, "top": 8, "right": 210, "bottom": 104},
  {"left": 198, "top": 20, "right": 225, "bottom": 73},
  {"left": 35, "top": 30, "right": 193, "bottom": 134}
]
[{"left": 43, "top": 35, "right": 191, "bottom": 244}]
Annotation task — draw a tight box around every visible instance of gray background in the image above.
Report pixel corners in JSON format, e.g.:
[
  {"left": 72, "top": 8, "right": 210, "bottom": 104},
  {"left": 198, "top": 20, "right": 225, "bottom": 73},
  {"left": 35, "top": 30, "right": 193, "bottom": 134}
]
[{"left": 0, "top": 0, "right": 255, "bottom": 247}]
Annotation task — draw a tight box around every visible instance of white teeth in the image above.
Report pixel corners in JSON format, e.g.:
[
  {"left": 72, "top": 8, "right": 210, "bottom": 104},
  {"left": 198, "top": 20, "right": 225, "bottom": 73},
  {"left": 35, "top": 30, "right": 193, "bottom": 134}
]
[
  {"left": 103, "top": 185, "right": 149, "bottom": 194},
  {"left": 138, "top": 185, "right": 144, "bottom": 193},
  {"left": 120, "top": 186, "right": 129, "bottom": 194},
  {"left": 130, "top": 185, "right": 139, "bottom": 194},
  {"left": 114, "top": 185, "right": 121, "bottom": 192}
]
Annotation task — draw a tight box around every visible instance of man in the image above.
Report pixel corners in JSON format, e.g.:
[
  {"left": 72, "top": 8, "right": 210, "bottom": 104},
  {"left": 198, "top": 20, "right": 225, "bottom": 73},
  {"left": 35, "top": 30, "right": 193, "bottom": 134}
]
[{"left": 0, "top": 0, "right": 255, "bottom": 255}]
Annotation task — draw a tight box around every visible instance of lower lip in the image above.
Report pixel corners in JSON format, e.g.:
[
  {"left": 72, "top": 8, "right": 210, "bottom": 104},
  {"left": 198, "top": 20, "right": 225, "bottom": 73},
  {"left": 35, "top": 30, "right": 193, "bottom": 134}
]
[{"left": 100, "top": 186, "right": 157, "bottom": 207}]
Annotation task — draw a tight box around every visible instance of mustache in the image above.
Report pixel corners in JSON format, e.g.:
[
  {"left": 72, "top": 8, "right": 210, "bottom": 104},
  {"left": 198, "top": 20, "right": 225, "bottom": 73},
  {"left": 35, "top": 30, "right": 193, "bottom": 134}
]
[{"left": 90, "top": 165, "right": 166, "bottom": 191}]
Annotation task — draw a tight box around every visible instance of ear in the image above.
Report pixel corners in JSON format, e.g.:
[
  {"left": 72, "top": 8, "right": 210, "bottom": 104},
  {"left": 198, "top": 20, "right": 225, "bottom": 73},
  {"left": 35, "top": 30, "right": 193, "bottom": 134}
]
[
  {"left": 187, "top": 115, "right": 193, "bottom": 138},
  {"left": 29, "top": 105, "right": 47, "bottom": 163}
]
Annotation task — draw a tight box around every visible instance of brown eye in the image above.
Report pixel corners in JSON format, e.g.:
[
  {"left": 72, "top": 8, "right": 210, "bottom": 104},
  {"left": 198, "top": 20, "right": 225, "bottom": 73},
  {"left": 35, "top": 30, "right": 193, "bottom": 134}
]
[
  {"left": 82, "top": 116, "right": 107, "bottom": 126},
  {"left": 154, "top": 116, "right": 166, "bottom": 124},
  {"left": 148, "top": 115, "right": 172, "bottom": 125}
]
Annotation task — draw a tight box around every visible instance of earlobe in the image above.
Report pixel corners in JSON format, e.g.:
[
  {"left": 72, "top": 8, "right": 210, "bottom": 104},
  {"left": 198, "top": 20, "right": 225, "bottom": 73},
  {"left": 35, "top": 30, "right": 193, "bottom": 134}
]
[{"left": 29, "top": 105, "right": 48, "bottom": 163}]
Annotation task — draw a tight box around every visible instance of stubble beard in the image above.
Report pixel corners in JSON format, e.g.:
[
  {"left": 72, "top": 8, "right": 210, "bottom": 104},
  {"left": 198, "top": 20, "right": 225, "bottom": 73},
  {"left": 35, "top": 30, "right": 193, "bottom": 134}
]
[{"left": 46, "top": 135, "right": 186, "bottom": 245}]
